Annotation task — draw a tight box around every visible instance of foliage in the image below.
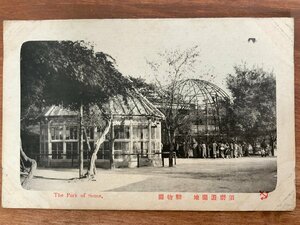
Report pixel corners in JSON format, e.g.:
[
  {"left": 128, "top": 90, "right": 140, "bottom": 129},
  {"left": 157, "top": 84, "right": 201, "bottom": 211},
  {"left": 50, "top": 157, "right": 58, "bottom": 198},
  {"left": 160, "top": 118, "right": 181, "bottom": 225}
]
[
  {"left": 128, "top": 76, "right": 156, "bottom": 93},
  {"left": 21, "top": 41, "right": 131, "bottom": 126},
  {"left": 226, "top": 64, "right": 276, "bottom": 142}
]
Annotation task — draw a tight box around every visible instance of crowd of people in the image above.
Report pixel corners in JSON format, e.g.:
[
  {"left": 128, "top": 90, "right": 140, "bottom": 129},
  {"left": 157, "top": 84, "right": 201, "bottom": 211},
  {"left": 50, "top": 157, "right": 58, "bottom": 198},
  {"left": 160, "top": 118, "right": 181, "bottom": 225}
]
[{"left": 174, "top": 139, "right": 272, "bottom": 159}]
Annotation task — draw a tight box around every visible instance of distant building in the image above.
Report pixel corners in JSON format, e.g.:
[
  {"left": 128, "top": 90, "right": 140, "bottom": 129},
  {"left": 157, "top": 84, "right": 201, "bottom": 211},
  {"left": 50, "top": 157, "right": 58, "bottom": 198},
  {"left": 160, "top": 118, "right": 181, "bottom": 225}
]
[{"left": 39, "top": 90, "right": 165, "bottom": 168}]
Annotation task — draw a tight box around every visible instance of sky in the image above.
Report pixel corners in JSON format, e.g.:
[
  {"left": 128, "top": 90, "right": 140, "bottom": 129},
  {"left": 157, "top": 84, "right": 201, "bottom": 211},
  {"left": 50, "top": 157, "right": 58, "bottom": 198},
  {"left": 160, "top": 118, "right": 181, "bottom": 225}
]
[
  {"left": 22, "top": 18, "right": 294, "bottom": 94},
  {"left": 41, "top": 18, "right": 294, "bottom": 93}
]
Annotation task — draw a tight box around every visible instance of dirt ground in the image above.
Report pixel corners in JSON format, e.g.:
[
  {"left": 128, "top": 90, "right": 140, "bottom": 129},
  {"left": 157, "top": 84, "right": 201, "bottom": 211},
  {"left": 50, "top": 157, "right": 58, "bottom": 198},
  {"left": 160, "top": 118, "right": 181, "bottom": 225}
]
[{"left": 27, "top": 157, "right": 277, "bottom": 193}]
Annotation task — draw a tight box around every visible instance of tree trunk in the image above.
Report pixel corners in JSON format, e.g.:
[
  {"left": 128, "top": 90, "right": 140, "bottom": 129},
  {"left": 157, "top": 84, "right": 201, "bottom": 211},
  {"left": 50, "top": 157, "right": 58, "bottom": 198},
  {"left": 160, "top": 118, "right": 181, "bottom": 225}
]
[
  {"left": 85, "top": 118, "right": 112, "bottom": 179},
  {"left": 79, "top": 104, "right": 84, "bottom": 178},
  {"left": 20, "top": 144, "right": 37, "bottom": 188},
  {"left": 269, "top": 134, "right": 276, "bottom": 156},
  {"left": 168, "top": 129, "right": 175, "bottom": 167},
  {"left": 169, "top": 142, "right": 174, "bottom": 167}
]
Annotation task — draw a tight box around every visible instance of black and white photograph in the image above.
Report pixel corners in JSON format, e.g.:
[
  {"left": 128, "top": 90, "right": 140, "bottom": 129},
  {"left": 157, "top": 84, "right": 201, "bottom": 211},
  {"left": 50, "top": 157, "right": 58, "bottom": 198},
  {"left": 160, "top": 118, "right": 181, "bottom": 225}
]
[{"left": 2, "top": 19, "right": 295, "bottom": 210}]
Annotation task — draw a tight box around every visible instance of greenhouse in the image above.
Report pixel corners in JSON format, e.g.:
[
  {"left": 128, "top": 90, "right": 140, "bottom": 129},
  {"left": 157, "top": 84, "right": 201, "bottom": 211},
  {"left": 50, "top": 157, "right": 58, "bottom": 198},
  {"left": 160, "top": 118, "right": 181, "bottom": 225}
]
[{"left": 39, "top": 91, "right": 165, "bottom": 168}]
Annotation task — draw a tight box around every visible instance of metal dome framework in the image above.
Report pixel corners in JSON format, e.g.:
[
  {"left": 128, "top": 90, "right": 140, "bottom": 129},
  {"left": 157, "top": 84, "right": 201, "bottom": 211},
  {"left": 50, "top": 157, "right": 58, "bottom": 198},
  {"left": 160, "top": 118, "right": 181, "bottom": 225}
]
[
  {"left": 177, "top": 79, "right": 229, "bottom": 110},
  {"left": 175, "top": 79, "right": 230, "bottom": 138}
]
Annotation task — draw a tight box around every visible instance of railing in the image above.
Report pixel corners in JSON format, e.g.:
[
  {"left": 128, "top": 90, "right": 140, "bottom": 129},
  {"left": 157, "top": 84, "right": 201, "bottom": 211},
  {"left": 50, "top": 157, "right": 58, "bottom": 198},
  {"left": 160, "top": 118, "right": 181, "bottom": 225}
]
[{"left": 32, "top": 151, "right": 177, "bottom": 168}]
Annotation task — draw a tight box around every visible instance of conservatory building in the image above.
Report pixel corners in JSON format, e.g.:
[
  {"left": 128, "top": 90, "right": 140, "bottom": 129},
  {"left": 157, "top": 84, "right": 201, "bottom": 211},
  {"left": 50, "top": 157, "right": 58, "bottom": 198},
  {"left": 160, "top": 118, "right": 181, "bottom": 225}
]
[{"left": 39, "top": 91, "right": 165, "bottom": 168}]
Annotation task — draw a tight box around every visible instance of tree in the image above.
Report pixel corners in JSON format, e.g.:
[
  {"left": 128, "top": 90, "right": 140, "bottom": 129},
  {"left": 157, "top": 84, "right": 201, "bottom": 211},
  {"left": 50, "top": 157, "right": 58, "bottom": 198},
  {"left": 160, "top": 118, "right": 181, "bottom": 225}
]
[
  {"left": 226, "top": 64, "right": 276, "bottom": 155},
  {"left": 21, "top": 41, "right": 132, "bottom": 180},
  {"left": 146, "top": 46, "right": 201, "bottom": 166}
]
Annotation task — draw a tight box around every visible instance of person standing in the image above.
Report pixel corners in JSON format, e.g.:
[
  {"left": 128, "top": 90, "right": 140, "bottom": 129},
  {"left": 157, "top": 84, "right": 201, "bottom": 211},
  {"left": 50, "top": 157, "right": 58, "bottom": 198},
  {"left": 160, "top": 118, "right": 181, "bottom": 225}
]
[
  {"left": 202, "top": 142, "right": 207, "bottom": 158},
  {"left": 230, "top": 142, "right": 234, "bottom": 158},
  {"left": 247, "top": 143, "right": 253, "bottom": 156},
  {"left": 188, "top": 145, "right": 193, "bottom": 158},
  {"left": 242, "top": 141, "right": 248, "bottom": 156},
  {"left": 225, "top": 142, "right": 230, "bottom": 158},
  {"left": 192, "top": 138, "right": 198, "bottom": 158},
  {"left": 212, "top": 141, "right": 217, "bottom": 159},
  {"left": 238, "top": 143, "right": 243, "bottom": 157},
  {"left": 234, "top": 142, "right": 238, "bottom": 158},
  {"left": 261, "top": 139, "right": 267, "bottom": 157},
  {"left": 220, "top": 142, "right": 225, "bottom": 159}
]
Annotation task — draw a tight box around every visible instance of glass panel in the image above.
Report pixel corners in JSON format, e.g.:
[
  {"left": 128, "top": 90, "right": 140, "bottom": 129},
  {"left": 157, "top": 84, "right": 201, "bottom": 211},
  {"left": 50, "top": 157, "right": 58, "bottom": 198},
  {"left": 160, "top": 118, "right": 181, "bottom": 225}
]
[
  {"left": 52, "top": 142, "right": 63, "bottom": 159},
  {"left": 151, "top": 127, "right": 156, "bottom": 139},
  {"left": 132, "top": 126, "right": 141, "bottom": 139},
  {"left": 66, "top": 126, "right": 78, "bottom": 140},
  {"left": 41, "top": 129, "right": 44, "bottom": 141},
  {"left": 50, "top": 127, "right": 55, "bottom": 140},
  {"left": 114, "top": 150, "right": 122, "bottom": 159},
  {"left": 51, "top": 126, "right": 63, "bottom": 140},
  {"left": 66, "top": 142, "right": 78, "bottom": 159},
  {"left": 114, "top": 142, "right": 129, "bottom": 152},
  {"left": 132, "top": 126, "right": 148, "bottom": 140},
  {"left": 104, "top": 141, "right": 110, "bottom": 150},
  {"left": 142, "top": 127, "right": 149, "bottom": 139},
  {"left": 151, "top": 141, "right": 156, "bottom": 151},
  {"left": 66, "top": 142, "right": 71, "bottom": 159},
  {"left": 156, "top": 142, "right": 161, "bottom": 152},
  {"left": 133, "top": 141, "right": 141, "bottom": 154},
  {"left": 97, "top": 142, "right": 110, "bottom": 160},
  {"left": 142, "top": 141, "right": 148, "bottom": 156},
  {"left": 125, "top": 126, "right": 130, "bottom": 139},
  {"left": 65, "top": 129, "right": 70, "bottom": 140},
  {"left": 114, "top": 125, "right": 130, "bottom": 139},
  {"left": 133, "top": 141, "right": 148, "bottom": 156}
]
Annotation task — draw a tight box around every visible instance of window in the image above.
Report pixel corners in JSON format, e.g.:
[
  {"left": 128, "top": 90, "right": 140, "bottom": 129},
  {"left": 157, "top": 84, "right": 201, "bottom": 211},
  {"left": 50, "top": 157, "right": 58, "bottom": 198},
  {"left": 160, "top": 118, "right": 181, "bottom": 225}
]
[
  {"left": 66, "top": 126, "right": 78, "bottom": 140},
  {"left": 152, "top": 141, "right": 161, "bottom": 153},
  {"left": 151, "top": 141, "right": 155, "bottom": 152},
  {"left": 66, "top": 142, "right": 78, "bottom": 159},
  {"left": 51, "top": 126, "right": 63, "bottom": 140},
  {"left": 97, "top": 141, "right": 110, "bottom": 159},
  {"left": 133, "top": 141, "right": 148, "bottom": 157},
  {"left": 114, "top": 125, "right": 130, "bottom": 139},
  {"left": 142, "top": 127, "right": 149, "bottom": 139},
  {"left": 151, "top": 126, "right": 156, "bottom": 139},
  {"left": 114, "top": 142, "right": 129, "bottom": 151},
  {"left": 132, "top": 126, "right": 140, "bottom": 139},
  {"left": 52, "top": 142, "right": 63, "bottom": 159},
  {"left": 114, "top": 142, "right": 129, "bottom": 159},
  {"left": 132, "top": 125, "right": 148, "bottom": 140}
]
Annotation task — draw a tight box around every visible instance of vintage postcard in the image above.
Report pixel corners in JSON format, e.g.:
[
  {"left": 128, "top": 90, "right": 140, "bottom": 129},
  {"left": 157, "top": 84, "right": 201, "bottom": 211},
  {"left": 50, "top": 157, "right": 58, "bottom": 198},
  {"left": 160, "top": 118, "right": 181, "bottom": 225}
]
[{"left": 2, "top": 18, "right": 295, "bottom": 210}]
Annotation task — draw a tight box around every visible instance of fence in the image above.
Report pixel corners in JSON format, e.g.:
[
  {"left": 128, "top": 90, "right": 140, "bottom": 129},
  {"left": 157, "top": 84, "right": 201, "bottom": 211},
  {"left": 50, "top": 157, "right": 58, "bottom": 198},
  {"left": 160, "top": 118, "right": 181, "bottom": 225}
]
[{"left": 32, "top": 151, "right": 177, "bottom": 168}]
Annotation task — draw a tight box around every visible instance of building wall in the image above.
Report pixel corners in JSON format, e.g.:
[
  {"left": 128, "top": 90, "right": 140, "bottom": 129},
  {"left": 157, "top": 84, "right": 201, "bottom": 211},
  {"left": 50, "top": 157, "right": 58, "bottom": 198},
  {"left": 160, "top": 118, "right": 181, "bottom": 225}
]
[{"left": 39, "top": 115, "right": 162, "bottom": 168}]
